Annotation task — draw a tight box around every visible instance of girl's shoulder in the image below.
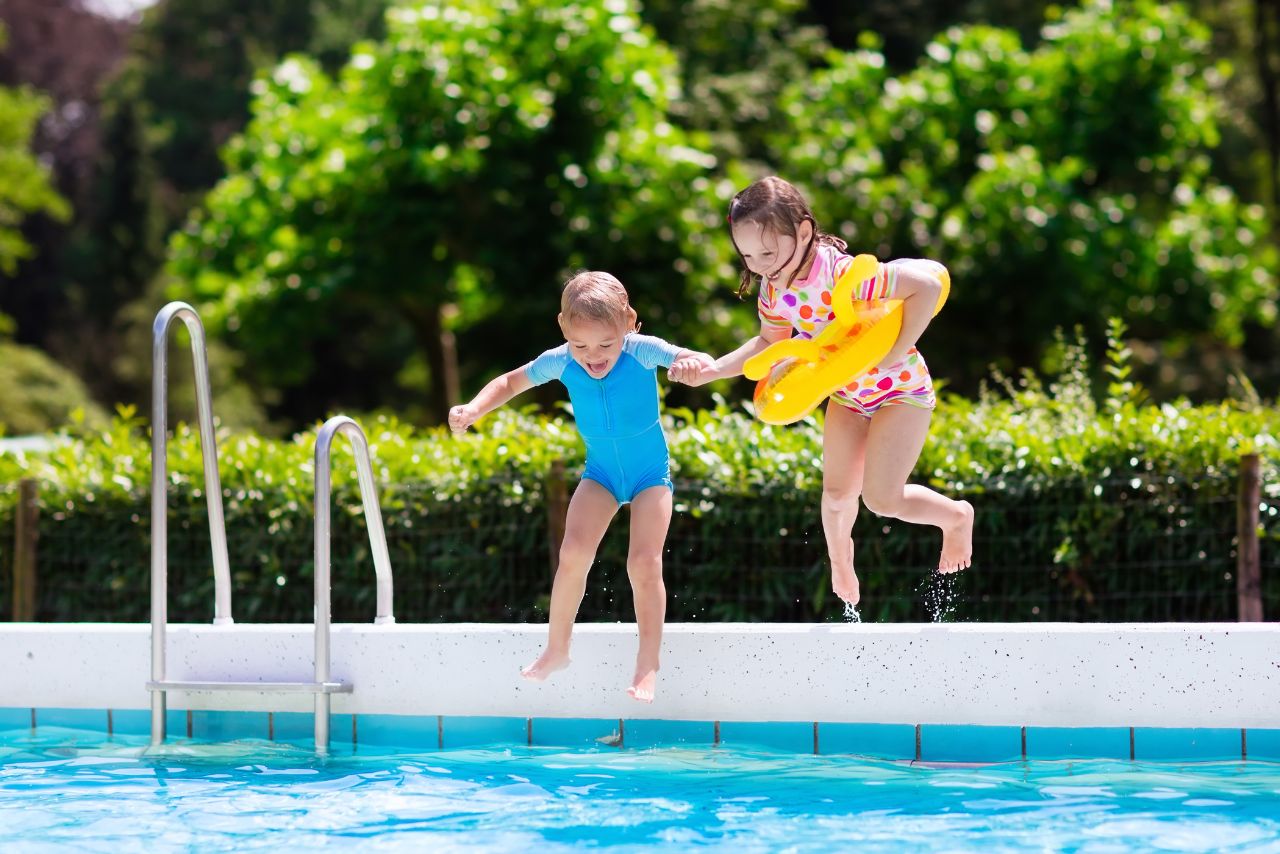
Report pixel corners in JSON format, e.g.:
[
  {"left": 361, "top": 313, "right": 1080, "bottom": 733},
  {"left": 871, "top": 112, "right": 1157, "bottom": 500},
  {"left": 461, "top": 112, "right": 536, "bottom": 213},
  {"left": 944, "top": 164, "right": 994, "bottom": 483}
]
[{"left": 799, "top": 242, "right": 852, "bottom": 289}]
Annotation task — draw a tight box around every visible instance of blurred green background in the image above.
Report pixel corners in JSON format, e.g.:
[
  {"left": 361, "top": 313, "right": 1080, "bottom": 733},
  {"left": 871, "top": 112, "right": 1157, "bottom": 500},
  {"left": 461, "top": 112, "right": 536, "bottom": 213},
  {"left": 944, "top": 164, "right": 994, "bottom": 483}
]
[
  {"left": 1, "top": 0, "right": 1277, "bottom": 623},
  {"left": 1, "top": 0, "right": 1277, "bottom": 433}
]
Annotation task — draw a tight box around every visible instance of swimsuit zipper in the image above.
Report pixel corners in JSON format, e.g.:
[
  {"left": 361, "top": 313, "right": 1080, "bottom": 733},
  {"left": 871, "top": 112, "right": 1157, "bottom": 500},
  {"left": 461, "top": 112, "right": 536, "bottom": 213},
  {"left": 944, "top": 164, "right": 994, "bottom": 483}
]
[{"left": 599, "top": 378, "right": 612, "bottom": 431}]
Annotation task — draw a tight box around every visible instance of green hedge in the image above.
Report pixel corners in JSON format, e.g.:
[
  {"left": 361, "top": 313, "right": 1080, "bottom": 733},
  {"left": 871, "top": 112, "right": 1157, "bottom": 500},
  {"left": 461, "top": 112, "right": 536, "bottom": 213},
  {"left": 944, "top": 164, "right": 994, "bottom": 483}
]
[{"left": 2, "top": 341, "right": 1277, "bottom": 623}]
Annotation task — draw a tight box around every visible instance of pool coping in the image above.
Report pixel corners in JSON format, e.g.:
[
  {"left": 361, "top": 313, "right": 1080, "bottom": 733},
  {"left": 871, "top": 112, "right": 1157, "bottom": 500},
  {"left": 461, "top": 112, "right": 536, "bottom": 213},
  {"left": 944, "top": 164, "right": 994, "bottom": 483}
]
[{"left": 3, "top": 622, "right": 1278, "bottom": 733}]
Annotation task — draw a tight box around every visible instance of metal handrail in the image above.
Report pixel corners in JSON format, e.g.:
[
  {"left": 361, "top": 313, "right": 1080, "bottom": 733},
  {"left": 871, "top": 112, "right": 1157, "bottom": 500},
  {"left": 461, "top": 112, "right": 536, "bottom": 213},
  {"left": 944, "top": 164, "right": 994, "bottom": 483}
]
[
  {"left": 313, "top": 415, "right": 396, "bottom": 750},
  {"left": 150, "top": 301, "right": 233, "bottom": 745},
  {"left": 147, "top": 300, "right": 396, "bottom": 753}
]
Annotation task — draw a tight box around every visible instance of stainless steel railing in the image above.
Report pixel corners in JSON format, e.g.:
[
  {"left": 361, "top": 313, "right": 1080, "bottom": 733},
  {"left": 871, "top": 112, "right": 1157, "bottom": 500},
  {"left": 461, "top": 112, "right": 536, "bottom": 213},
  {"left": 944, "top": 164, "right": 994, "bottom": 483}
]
[
  {"left": 312, "top": 415, "right": 396, "bottom": 748},
  {"left": 148, "top": 303, "right": 395, "bottom": 753},
  {"left": 150, "top": 302, "right": 233, "bottom": 744}
]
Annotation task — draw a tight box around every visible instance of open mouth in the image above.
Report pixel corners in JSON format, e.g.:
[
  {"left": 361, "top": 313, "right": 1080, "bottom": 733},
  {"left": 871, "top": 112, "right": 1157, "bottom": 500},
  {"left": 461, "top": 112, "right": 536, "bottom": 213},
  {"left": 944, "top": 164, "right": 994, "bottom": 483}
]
[{"left": 587, "top": 361, "right": 609, "bottom": 374}]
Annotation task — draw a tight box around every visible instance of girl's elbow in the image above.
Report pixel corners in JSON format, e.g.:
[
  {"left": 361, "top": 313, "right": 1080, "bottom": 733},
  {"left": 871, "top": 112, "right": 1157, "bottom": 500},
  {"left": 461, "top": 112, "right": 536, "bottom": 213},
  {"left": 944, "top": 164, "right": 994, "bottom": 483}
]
[{"left": 906, "top": 274, "right": 943, "bottom": 303}]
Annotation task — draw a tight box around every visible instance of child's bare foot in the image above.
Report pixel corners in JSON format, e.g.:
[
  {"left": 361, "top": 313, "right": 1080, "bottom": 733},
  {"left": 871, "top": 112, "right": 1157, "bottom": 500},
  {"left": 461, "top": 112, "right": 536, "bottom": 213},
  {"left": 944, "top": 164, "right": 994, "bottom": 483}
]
[
  {"left": 831, "top": 560, "right": 860, "bottom": 607},
  {"left": 627, "top": 665, "right": 658, "bottom": 703},
  {"left": 521, "top": 649, "right": 571, "bottom": 682},
  {"left": 939, "top": 500, "right": 974, "bottom": 573}
]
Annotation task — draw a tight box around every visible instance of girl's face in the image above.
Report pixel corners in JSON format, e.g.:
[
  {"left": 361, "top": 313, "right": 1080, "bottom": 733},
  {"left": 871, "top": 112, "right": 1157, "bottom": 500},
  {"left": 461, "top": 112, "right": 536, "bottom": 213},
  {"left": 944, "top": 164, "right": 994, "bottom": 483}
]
[
  {"left": 732, "top": 219, "right": 814, "bottom": 286},
  {"left": 559, "top": 316, "right": 628, "bottom": 378}
]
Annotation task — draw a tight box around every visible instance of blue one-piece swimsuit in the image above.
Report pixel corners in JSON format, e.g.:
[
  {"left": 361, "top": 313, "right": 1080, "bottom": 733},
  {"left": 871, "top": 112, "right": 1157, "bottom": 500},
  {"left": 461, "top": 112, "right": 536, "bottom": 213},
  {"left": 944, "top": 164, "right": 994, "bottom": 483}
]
[{"left": 525, "top": 333, "right": 683, "bottom": 504}]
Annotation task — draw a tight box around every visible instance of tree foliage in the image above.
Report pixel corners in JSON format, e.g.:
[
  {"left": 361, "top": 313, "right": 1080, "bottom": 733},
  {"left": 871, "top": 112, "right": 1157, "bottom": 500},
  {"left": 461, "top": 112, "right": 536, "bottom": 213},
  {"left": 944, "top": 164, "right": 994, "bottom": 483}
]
[
  {"left": 0, "top": 26, "right": 72, "bottom": 277},
  {"left": 167, "top": 0, "right": 732, "bottom": 423},
  {"left": 773, "top": 0, "right": 1278, "bottom": 392}
]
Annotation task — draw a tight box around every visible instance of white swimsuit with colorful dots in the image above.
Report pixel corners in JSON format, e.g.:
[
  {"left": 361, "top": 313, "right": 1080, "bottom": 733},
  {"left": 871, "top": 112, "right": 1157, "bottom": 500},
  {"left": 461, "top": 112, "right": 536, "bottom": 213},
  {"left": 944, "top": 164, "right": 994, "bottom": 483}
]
[{"left": 756, "top": 244, "right": 940, "bottom": 415}]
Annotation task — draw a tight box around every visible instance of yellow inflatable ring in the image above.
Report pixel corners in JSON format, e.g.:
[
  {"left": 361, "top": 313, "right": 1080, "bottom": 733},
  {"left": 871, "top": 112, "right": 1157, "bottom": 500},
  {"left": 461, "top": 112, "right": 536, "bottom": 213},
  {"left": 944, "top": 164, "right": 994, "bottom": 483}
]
[{"left": 743, "top": 254, "right": 950, "bottom": 425}]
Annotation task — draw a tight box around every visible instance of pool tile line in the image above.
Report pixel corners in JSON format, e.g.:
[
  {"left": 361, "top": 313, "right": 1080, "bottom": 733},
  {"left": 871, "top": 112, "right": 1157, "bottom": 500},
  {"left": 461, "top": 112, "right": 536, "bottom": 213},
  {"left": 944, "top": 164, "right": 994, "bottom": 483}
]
[{"left": 7, "top": 711, "right": 1277, "bottom": 762}]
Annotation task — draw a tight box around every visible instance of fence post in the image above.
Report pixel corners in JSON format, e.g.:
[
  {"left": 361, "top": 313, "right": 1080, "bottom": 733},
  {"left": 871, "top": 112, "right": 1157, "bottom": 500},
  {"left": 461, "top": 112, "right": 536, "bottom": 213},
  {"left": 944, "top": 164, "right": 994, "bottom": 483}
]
[
  {"left": 546, "top": 460, "right": 568, "bottom": 579},
  {"left": 12, "top": 478, "right": 38, "bottom": 621},
  {"left": 1236, "top": 453, "right": 1263, "bottom": 622}
]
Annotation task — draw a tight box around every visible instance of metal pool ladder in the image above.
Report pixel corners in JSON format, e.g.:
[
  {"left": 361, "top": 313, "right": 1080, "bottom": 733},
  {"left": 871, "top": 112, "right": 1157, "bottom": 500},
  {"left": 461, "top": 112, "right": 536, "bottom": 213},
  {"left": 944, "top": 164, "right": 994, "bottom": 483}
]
[{"left": 146, "top": 302, "right": 395, "bottom": 753}]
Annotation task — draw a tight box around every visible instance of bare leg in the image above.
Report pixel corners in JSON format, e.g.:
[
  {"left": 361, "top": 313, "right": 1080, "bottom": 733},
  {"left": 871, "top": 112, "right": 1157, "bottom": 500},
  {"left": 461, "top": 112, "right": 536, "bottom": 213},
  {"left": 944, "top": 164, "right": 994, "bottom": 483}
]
[
  {"left": 623, "top": 485, "right": 672, "bottom": 703},
  {"left": 522, "top": 479, "right": 618, "bottom": 681},
  {"left": 860, "top": 405, "right": 974, "bottom": 573},
  {"left": 822, "top": 400, "right": 871, "bottom": 606}
]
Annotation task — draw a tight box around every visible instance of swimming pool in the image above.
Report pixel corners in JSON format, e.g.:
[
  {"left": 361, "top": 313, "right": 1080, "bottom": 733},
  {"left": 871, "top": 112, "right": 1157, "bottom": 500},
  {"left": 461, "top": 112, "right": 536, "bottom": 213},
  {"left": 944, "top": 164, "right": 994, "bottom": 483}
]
[
  {"left": 6, "top": 621, "right": 1279, "bottom": 850},
  {"left": 5, "top": 725, "right": 1280, "bottom": 852}
]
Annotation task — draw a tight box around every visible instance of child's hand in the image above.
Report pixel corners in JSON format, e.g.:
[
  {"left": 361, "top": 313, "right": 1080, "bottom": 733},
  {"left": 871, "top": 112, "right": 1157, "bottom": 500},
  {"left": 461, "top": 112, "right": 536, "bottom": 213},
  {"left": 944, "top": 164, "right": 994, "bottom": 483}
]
[
  {"left": 668, "top": 352, "right": 717, "bottom": 386},
  {"left": 448, "top": 403, "right": 479, "bottom": 433}
]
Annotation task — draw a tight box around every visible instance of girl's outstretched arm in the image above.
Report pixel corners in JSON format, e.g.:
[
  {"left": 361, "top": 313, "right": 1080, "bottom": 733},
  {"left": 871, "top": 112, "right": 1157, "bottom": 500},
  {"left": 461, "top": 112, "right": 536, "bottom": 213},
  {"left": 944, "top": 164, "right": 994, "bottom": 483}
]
[
  {"left": 448, "top": 367, "right": 534, "bottom": 433},
  {"left": 671, "top": 324, "right": 791, "bottom": 387},
  {"left": 876, "top": 260, "right": 945, "bottom": 367}
]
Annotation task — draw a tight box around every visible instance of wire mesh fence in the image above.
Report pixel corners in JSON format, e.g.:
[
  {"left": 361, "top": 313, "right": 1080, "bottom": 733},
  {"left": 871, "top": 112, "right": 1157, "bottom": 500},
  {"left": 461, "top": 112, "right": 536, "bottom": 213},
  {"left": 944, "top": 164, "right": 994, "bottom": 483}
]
[{"left": 1, "top": 466, "right": 1275, "bottom": 623}]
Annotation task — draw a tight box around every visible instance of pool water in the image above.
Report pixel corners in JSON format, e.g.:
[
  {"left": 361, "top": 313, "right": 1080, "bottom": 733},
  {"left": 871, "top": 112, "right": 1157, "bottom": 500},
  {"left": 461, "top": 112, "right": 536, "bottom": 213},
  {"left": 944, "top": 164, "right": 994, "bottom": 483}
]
[{"left": 4, "top": 728, "right": 1280, "bottom": 852}]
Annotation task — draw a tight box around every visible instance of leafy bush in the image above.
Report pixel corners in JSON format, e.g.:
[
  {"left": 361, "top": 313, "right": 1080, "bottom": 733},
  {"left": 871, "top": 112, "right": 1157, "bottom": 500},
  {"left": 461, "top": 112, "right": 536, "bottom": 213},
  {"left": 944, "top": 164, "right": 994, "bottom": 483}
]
[
  {"left": 0, "top": 341, "right": 108, "bottom": 435},
  {"left": 1, "top": 336, "right": 1276, "bottom": 623}
]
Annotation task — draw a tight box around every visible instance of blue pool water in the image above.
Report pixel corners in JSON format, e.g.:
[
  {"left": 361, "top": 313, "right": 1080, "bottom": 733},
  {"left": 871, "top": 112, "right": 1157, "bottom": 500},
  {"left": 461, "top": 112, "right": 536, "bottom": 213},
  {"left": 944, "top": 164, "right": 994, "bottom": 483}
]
[{"left": 4, "top": 728, "right": 1280, "bottom": 852}]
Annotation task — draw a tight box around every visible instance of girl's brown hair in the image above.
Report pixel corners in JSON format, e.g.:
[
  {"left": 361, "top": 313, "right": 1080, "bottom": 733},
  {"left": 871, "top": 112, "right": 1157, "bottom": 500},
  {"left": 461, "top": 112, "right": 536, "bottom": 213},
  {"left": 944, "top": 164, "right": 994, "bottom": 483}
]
[
  {"left": 560, "top": 270, "right": 640, "bottom": 333},
  {"left": 727, "top": 176, "right": 847, "bottom": 298}
]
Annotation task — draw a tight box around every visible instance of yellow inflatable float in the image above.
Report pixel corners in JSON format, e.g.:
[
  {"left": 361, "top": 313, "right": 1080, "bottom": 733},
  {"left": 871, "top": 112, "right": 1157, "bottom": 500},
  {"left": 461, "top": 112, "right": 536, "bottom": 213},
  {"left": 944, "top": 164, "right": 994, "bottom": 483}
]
[{"left": 743, "top": 254, "right": 950, "bottom": 425}]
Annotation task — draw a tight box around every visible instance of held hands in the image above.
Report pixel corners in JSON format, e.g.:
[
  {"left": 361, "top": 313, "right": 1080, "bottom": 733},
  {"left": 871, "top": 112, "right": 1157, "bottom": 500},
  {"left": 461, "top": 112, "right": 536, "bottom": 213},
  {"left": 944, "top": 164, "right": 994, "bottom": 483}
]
[
  {"left": 448, "top": 403, "right": 479, "bottom": 434},
  {"left": 668, "top": 352, "right": 718, "bottom": 387}
]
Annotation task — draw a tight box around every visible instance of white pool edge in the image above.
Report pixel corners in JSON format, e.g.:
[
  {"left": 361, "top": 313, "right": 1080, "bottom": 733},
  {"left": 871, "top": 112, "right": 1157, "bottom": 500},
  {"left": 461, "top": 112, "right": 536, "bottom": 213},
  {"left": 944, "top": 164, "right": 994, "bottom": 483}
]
[{"left": 2, "top": 622, "right": 1278, "bottom": 729}]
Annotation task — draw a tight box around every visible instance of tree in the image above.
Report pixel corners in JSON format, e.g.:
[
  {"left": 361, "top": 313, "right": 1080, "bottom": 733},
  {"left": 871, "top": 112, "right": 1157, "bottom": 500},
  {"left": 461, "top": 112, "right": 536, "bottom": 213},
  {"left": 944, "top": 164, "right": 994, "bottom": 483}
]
[
  {"left": 808, "top": 0, "right": 1059, "bottom": 68},
  {"left": 0, "top": 25, "right": 72, "bottom": 277},
  {"left": 639, "top": 0, "right": 828, "bottom": 164},
  {"left": 0, "top": 0, "right": 130, "bottom": 375},
  {"left": 62, "top": 0, "right": 392, "bottom": 422},
  {"left": 0, "top": 312, "right": 107, "bottom": 434},
  {"left": 167, "top": 0, "right": 729, "bottom": 425},
  {"left": 773, "top": 0, "right": 1277, "bottom": 396}
]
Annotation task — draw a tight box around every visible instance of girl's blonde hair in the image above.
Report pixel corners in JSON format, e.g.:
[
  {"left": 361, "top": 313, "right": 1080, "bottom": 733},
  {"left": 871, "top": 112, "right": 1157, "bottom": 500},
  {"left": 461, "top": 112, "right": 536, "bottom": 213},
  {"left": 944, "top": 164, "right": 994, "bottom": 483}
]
[
  {"left": 559, "top": 270, "right": 639, "bottom": 333},
  {"left": 727, "top": 176, "right": 847, "bottom": 298}
]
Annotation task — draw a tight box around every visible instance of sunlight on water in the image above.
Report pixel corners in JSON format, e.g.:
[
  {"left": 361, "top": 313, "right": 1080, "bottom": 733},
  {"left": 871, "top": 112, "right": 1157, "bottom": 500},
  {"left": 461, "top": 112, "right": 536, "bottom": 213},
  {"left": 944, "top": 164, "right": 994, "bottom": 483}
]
[{"left": 3, "top": 728, "right": 1279, "bottom": 851}]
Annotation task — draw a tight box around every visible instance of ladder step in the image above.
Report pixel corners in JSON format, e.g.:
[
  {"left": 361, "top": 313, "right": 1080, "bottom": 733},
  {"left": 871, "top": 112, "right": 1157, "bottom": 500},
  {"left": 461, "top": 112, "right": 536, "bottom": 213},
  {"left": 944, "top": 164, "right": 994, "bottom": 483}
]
[{"left": 147, "top": 680, "right": 352, "bottom": 694}]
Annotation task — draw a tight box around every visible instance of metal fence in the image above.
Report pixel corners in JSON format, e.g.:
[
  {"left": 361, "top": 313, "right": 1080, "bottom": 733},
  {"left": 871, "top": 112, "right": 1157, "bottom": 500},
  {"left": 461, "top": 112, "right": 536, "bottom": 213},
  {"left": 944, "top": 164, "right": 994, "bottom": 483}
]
[{"left": 2, "top": 464, "right": 1275, "bottom": 624}]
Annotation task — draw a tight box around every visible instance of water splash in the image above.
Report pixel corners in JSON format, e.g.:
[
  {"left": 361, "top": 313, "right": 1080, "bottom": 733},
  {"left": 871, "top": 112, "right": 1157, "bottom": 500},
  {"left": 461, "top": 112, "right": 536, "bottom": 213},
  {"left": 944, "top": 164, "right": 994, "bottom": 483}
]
[
  {"left": 917, "top": 571, "right": 958, "bottom": 622},
  {"left": 843, "top": 601, "right": 862, "bottom": 623}
]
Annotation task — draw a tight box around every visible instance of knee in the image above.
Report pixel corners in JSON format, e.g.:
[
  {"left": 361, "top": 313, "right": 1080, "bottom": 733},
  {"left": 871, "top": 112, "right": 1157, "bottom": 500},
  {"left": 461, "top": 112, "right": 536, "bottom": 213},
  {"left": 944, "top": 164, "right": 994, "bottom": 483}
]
[
  {"left": 627, "top": 551, "right": 664, "bottom": 587},
  {"left": 557, "top": 537, "right": 595, "bottom": 574},
  {"left": 822, "top": 485, "right": 861, "bottom": 514},
  {"left": 861, "top": 486, "right": 903, "bottom": 518}
]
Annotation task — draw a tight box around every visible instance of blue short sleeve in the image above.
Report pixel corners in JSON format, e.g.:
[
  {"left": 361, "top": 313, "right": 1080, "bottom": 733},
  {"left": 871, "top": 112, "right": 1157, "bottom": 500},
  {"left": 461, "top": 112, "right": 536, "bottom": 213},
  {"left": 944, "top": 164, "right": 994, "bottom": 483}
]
[
  {"left": 623, "top": 334, "right": 683, "bottom": 371},
  {"left": 525, "top": 345, "right": 572, "bottom": 386}
]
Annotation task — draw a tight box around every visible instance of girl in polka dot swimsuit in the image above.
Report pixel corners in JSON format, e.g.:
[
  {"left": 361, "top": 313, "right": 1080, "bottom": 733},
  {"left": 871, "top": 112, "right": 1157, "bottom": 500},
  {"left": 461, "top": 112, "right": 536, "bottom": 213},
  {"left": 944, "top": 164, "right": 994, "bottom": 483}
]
[{"left": 671, "top": 177, "right": 974, "bottom": 609}]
